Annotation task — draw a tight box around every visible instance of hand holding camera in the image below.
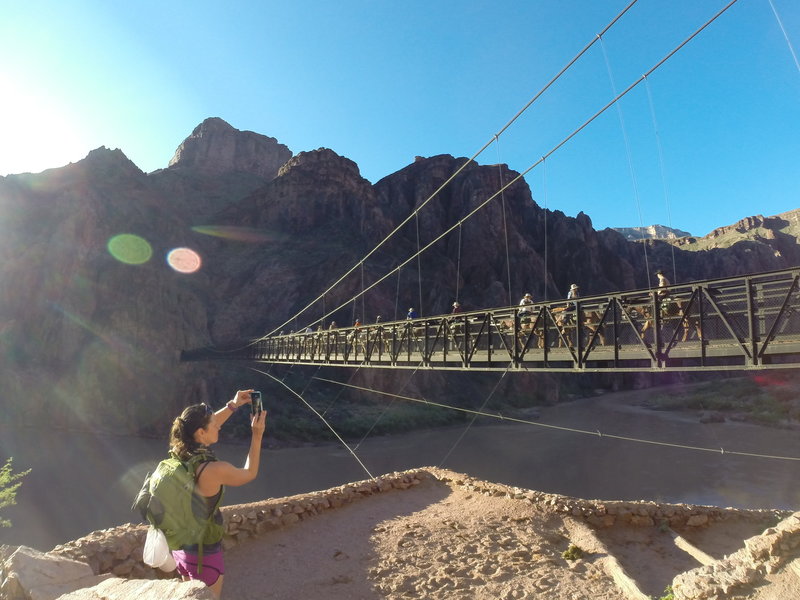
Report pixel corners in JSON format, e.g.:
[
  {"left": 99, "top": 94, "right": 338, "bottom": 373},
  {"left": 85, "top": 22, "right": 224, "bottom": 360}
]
[{"left": 249, "top": 391, "right": 266, "bottom": 437}]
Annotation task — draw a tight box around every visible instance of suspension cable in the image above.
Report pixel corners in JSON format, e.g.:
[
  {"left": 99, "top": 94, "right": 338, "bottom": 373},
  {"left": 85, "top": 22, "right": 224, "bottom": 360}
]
[
  {"left": 270, "top": 0, "right": 743, "bottom": 333},
  {"left": 768, "top": 0, "right": 800, "bottom": 74},
  {"left": 542, "top": 158, "right": 549, "bottom": 301},
  {"left": 262, "top": 1, "right": 642, "bottom": 339},
  {"left": 361, "top": 262, "right": 366, "bottom": 324},
  {"left": 321, "top": 364, "right": 362, "bottom": 417},
  {"left": 394, "top": 265, "right": 401, "bottom": 322},
  {"left": 495, "top": 137, "right": 513, "bottom": 306},
  {"left": 439, "top": 371, "right": 507, "bottom": 467},
  {"left": 416, "top": 213, "right": 423, "bottom": 316},
  {"left": 256, "top": 0, "right": 739, "bottom": 345},
  {"left": 298, "top": 364, "right": 323, "bottom": 399},
  {"left": 250, "top": 367, "right": 376, "bottom": 480},
  {"left": 600, "top": 36, "right": 651, "bottom": 288},
  {"left": 353, "top": 362, "right": 424, "bottom": 451},
  {"left": 314, "top": 377, "right": 800, "bottom": 462},
  {"left": 644, "top": 75, "right": 679, "bottom": 285},
  {"left": 455, "top": 223, "right": 463, "bottom": 304}
]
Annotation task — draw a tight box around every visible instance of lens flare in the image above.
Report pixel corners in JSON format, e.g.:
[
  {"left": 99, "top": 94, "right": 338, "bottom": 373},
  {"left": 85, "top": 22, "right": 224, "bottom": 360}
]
[
  {"left": 107, "top": 234, "right": 152, "bottom": 265},
  {"left": 167, "top": 247, "right": 202, "bottom": 274},
  {"left": 192, "top": 225, "right": 277, "bottom": 243}
]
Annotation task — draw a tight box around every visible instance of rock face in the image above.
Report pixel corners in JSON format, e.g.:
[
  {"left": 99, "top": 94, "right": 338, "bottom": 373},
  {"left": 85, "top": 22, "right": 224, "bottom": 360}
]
[
  {"left": 0, "top": 119, "right": 797, "bottom": 438},
  {"left": 168, "top": 117, "right": 292, "bottom": 179},
  {"left": 613, "top": 224, "right": 693, "bottom": 240}
]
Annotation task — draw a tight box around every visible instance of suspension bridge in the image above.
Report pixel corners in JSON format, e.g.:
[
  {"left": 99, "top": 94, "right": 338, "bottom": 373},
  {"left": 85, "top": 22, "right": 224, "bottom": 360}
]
[{"left": 182, "top": 268, "right": 800, "bottom": 372}]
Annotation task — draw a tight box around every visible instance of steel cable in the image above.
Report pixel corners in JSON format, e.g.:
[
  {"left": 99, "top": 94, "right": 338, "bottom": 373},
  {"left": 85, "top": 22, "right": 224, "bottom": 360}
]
[{"left": 314, "top": 376, "right": 800, "bottom": 462}]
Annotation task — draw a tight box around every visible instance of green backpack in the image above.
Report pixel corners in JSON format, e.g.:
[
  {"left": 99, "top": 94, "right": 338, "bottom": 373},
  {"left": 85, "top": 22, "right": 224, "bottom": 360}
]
[{"left": 133, "top": 451, "right": 225, "bottom": 569}]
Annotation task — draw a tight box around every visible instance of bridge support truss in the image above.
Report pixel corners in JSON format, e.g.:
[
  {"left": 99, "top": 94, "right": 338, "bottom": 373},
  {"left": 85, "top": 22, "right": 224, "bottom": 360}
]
[{"left": 182, "top": 268, "right": 800, "bottom": 372}]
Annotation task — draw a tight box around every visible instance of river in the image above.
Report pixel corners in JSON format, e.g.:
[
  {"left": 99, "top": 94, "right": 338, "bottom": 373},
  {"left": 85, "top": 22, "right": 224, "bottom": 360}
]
[{"left": 1, "top": 391, "right": 798, "bottom": 551}]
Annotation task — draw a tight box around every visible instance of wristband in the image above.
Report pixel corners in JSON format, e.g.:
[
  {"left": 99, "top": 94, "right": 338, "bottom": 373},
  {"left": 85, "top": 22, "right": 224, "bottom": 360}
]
[{"left": 226, "top": 400, "right": 238, "bottom": 412}]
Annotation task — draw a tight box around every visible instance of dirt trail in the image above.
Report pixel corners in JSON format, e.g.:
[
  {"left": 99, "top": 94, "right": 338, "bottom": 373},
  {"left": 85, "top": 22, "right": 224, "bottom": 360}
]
[{"left": 222, "top": 475, "right": 793, "bottom": 600}]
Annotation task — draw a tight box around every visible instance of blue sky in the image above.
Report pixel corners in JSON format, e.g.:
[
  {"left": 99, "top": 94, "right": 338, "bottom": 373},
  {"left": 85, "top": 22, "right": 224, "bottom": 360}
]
[{"left": 1, "top": 0, "right": 798, "bottom": 236}]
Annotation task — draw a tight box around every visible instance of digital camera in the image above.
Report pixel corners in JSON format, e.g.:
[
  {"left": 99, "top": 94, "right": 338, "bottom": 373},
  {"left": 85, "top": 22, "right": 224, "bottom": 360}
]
[{"left": 251, "top": 391, "right": 263, "bottom": 415}]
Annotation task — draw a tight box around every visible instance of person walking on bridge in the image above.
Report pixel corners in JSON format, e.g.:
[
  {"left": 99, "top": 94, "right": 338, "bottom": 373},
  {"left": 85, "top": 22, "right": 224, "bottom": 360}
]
[
  {"left": 656, "top": 269, "right": 671, "bottom": 299},
  {"left": 567, "top": 283, "right": 580, "bottom": 308},
  {"left": 563, "top": 284, "right": 580, "bottom": 326},
  {"left": 519, "top": 293, "right": 534, "bottom": 322}
]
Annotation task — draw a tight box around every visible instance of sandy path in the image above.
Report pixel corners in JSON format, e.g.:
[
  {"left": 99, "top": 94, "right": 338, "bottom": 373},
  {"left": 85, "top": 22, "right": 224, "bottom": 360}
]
[
  {"left": 224, "top": 476, "right": 651, "bottom": 600},
  {"left": 219, "top": 465, "right": 800, "bottom": 600},
  {"left": 223, "top": 478, "right": 451, "bottom": 600}
]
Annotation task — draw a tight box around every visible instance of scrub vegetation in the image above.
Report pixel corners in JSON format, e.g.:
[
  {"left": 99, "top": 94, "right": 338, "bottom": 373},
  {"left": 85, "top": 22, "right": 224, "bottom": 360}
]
[
  {"left": 0, "top": 458, "right": 30, "bottom": 528},
  {"left": 641, "top": 373, "right": 800, "bottom": 426}
]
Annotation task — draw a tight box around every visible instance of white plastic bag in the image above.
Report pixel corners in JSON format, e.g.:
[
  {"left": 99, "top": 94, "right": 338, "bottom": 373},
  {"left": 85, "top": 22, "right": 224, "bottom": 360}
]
[
  {"left": 158, "top": 552, "right": 177, "bottom": 572},
  {"left": 142, "top": 526, "right": 172, "bottom": 570}
]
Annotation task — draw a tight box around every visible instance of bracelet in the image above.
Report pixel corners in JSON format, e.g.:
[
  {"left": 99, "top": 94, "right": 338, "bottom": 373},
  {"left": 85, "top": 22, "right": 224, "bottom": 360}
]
[{"left": 226, "top": 400, "right": 238, "bottom": 412}]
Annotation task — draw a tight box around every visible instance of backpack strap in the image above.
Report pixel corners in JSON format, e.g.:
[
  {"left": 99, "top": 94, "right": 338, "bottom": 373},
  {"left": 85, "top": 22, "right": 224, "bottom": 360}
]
[
  {"left": 185, "top": 452, "right": 220, "bottom": 575},
  {"left": 194, "top": 460, "right": 212, "bottom": 483}
]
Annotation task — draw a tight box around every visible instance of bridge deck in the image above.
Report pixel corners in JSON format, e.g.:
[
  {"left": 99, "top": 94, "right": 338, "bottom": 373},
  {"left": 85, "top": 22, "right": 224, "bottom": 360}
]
[{"left": 182, "top": 268, "right": 800, "bottom": 372}]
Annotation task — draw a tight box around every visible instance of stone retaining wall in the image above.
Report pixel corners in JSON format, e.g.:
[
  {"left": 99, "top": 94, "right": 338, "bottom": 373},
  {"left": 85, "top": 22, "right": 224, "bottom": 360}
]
[
  {"left": 47, "top": 469, "right": 427, "bottom": 579},
  {"left": 433, "top": 469, "right": 786, "bottom": 530},
  {"left": 46, "top": 467, "right": 787, "bottom": 580}
]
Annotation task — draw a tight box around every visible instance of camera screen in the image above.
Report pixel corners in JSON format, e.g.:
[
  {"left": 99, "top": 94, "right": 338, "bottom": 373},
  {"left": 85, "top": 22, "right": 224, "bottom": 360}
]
[{"left": 251, "top": 391, "right": 262, "bottom": 415}]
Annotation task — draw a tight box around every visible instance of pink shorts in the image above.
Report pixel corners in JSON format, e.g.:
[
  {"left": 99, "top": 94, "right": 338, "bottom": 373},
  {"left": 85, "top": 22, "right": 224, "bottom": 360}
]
[{"left": 172, "top": 544, "right": 224, "bottom": 587}]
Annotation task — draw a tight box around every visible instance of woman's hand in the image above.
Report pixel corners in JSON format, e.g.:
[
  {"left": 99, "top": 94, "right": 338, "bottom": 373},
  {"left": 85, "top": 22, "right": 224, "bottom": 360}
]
[
  {"left": 232, "top": 389, "right": 255, "bottom": 409},
  {"left": 251, "top": 409, "right": 267, "bottom": 437}
]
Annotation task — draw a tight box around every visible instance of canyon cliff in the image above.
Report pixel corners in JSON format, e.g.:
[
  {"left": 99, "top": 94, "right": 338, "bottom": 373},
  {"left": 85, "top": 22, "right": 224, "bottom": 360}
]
[{"left": 1, "top": 117, "right": 797, "bottom": 440}]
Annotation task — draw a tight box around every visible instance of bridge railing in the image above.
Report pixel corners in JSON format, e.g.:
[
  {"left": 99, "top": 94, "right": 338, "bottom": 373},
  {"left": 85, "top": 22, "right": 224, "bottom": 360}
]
[{"left": 182, "top": 267, "right": 800, "bottom": 372}]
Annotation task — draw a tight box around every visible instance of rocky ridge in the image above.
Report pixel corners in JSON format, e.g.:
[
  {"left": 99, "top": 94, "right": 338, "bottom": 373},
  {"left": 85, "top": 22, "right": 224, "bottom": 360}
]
[
  {"left": 168, "top": 117, "right": 292, "bottom": 179},
  {"left": 613, "top": 224, "right": 693, "bottom": 240}
]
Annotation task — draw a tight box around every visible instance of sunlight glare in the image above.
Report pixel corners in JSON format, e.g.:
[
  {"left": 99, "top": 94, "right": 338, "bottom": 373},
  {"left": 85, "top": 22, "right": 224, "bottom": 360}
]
[{"left": 0, "top": 70, "right": 91, "bottom": 175}]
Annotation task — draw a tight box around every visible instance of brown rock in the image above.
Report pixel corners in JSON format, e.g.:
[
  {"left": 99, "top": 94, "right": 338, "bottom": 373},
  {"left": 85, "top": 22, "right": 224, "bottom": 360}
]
[
  {"left": 1, "top": 546, "right": 94, "bottom": 599},
  {"left": 630, "top": 515, "right": 655, "bottom": 527},
  {"left": 168, "top": 117, "right": 291, "bottom": 180},
  {"left": 686, "top": 514, "right": 710, "bottom": 527},
  {"left": 58, "top": 577, "right": 216, "bottom": 599}
]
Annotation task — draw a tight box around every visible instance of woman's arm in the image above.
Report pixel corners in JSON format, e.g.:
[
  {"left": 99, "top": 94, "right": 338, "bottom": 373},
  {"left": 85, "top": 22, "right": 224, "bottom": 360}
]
[
  {"left": 213, "top": 389, "right": 254, "bottom": 428},
  {"left": 196, "top": 410, "right": 267, "bottom": 494}
]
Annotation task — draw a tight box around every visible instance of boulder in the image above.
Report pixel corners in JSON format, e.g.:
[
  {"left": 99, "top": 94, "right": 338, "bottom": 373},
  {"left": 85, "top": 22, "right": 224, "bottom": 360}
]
[
  {"left": 0, "top": 545, "right": 98, "bottom": 600},
  {"left": 58, "top": 577, "right": 216, "bottom": 599}
]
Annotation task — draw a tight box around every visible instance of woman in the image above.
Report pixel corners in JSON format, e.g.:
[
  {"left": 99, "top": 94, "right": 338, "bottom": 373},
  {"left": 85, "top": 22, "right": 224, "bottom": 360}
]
[{"left": 169, "top": 389, "right": 267, "bottom": 598}]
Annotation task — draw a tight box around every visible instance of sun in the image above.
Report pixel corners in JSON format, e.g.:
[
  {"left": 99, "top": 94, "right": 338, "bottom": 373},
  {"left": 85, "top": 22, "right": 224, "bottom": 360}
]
[{"left": 0, "top": 70, "right": 92, "bottom": 176}]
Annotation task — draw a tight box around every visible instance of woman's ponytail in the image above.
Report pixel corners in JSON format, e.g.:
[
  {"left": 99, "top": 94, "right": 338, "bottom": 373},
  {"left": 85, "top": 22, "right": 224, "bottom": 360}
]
[{"left": 169, "top": 404, "right": 211, "bottom": 460}]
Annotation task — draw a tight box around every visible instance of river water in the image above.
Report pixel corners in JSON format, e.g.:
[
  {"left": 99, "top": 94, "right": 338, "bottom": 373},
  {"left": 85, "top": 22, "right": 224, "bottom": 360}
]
[{"left": 1, "top": 391, "right": 798, "bottom": 551}]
